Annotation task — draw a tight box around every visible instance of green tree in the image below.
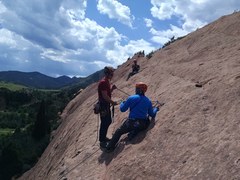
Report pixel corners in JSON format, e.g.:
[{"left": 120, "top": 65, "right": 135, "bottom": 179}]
[
  {"left": 0, "top": 143, "right": 23, "bottom": 180},
  {"left": 32, "top": 100, "right": 50, "bottom": 140}
]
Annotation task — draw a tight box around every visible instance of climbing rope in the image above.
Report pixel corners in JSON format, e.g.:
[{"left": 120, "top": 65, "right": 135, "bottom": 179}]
[
  {"left": 93, "top": 113, "right": 100, "bottom": 146},
  {"left": 57, "top": 148, "right": 100, "bottom": 180},
  {"left": 116, "top": 87, "right": 130, "bottom": 96}
]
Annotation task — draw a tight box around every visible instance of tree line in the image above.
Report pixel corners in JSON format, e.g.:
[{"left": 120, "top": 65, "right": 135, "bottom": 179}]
[{"left": 0, "top": 87, "right": 73, "bottom": 180}]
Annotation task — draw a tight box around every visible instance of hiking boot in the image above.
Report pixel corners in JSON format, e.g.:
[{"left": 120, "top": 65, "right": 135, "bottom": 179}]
[
  {"left": 105, "top": 147, "right": 115, "bottom": 153},
  {"left": 105, "top": 142, "right": 116, "bottom": 153},
  {"left": 100, "top": 141, "right": 107, "bottom": 149}
]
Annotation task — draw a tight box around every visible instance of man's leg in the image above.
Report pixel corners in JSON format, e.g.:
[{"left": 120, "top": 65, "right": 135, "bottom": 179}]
[
  {"left": 127, "top": 119, "right": 149, "bottom": 140},
  {"left": 126, "top": 72, "right": 134, "bottom": 81},
  {"left": 126, "top": 73, "right": 131, "bottom": 81},
  {"left": 107, "top": 119, "right": 134, "bottom": 150},
  {"left": 99, "top": 110, "right": 112, "bottom": 144}
]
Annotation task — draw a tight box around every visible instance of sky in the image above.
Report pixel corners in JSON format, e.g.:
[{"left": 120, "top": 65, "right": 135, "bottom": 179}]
[{"left": 0, "top": 0, "right": 240, "bottom": 77}]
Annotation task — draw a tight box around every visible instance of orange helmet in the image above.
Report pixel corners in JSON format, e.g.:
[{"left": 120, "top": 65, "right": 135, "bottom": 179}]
[{"left": 136, "top": 82, "right": 147, "bottom": 93}]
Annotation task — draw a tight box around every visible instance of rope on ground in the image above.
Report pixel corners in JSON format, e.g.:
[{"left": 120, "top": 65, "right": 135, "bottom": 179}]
[
  {"left": 48, "top": 99, "right": 100, "bottom": 178},
  {"left": 57, "top": 148, "right": 100, "bottom": 180},
  {"left": 93, "top": 114, "right": 100, "bottom": 146}
]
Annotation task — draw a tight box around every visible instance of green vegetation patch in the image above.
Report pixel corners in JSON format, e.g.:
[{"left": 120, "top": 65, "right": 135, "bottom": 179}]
[
  {"left": 0, "top": 81, "right": 26, "bottom": 91},
  {"left": 0, "top": 128, "right": 14, "bottom": 136}
]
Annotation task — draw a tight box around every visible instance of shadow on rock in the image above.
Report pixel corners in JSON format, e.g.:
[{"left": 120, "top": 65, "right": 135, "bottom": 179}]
[
  {"left": 98, "top": 118, "right": 157, "bottom": 164},
  {"left": 98, "top": 142, "right": 125, "bottom": 165}
]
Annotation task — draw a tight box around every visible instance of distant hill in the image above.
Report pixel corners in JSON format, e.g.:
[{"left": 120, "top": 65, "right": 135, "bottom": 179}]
[{"left": 0, "top": 70, "right": 104, "bottom": 89}]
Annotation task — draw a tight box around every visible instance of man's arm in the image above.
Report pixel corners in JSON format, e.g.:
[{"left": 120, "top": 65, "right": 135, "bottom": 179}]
[
  {"left": 111, "top": 84, "right": 117, "bottom": 93},
  {"left": 120, "top": 98, "right": 131, "bottom": 112},
  {"left": 101, "top": 90, "right": 116, "bottom": 105},
  {"left": 148, "top": 102, "right": 159, "bottom": 118}
]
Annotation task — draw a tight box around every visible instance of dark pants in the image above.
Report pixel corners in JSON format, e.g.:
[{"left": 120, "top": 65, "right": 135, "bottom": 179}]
[
  {"left": 107, "top": 118, "right": 149, "bottom": 149},
  {"left": 126, "top": 71, "right": 138, "bottom": 81},
  {"left": 99, "top": 107, "right": 112, "bottom": 142}
]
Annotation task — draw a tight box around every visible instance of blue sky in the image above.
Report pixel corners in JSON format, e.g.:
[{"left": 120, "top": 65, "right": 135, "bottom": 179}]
[{"left": 0, "top": 0, "right": 240, "bottom": 77}]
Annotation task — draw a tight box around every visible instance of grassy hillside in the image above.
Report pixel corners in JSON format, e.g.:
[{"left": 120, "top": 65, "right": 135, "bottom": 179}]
[{"left": 0, "top": 81, "right": 27, "bottom": 91}]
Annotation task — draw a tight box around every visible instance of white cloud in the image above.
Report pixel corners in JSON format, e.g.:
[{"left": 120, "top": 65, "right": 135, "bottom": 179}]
[
  {"left": 151, "top": 0, "right": 240, "bottom": 29},
  {"left": 1, "top": 0, "right": 240, "bottom": 77},
  {"left": 105, "top": 39, "right": 155, "bottom": 66},
  {"left": 97, "top": 0, "right": 133, "bottom": 27},
  {"left": 0, "top": 0, "right": 134, "bottom": 76},
  {"left": 144, "top": 18, "right": 153, "bottom": 28},
  {"left": 0, "top": 29, "right": 17, "bottom": 47},
  {"left": 40, "top": 49, "right": 70, "bottom": 63},
  {"left": 151, "top": 36, "right": 170, "bottom": 45},
  {"left": 150, "top": 0, "right": 175, "bottom": 20},
  {"left": 61, "top": 0, "right": 87, "bottom": 20},
  {"left": 149, "top": 0, "right": 240, "bottom": 46},
  {"left": 150, "top": 25, "right": 189, "bottom": 45},
  {"left": 0, "top": 1, "right": 7, "bottom": 13}
]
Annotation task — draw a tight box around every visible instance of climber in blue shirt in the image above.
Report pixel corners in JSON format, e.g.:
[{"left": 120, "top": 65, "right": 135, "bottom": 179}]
[
  {"left": 120, "top": 94, "right": 158, "bottom": 120},
  {"left": 105, "top": 82, "right": 160, "bottom": 152}
]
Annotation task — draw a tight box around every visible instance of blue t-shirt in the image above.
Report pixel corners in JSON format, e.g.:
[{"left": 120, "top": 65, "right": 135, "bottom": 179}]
[{"left": 120, "top": 94, "right": 158, "bottom": 120}]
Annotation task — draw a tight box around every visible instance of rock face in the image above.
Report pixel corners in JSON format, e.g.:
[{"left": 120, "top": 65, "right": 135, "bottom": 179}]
[{"left": 19, "top": 12, "right": 240, "bottom": 180}]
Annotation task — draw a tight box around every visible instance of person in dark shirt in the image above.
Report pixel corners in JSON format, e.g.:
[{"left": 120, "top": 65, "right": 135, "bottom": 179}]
[
  {"left": 105, "top": 82, "right": 160, "bottom": 152},
  {"left": 98, "top": 66, "right": 117, "bottom": 148},
  {"left": 126, "top": 59, "right": 140, "bottom": 81}
]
